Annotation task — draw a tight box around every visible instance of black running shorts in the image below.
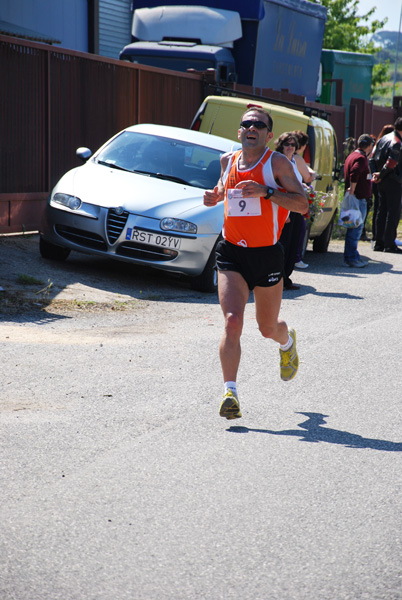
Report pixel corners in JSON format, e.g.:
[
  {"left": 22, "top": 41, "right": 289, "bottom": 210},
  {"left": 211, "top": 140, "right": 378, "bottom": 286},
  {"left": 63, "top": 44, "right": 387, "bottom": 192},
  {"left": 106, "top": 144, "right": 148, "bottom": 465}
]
[{"left": 216, "top": 239, "right": 284, "bottom": 290}]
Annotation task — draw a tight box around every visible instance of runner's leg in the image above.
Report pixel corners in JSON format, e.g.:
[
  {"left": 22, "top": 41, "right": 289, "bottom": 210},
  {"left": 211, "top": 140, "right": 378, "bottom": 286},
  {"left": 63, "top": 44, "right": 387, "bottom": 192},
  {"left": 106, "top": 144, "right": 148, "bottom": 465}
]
[
  {"left": 217, "top": 270, "right": 250, "bottom": 382},
  {"left": 253, "top": 281, "right": 289, "bottom": 345}
]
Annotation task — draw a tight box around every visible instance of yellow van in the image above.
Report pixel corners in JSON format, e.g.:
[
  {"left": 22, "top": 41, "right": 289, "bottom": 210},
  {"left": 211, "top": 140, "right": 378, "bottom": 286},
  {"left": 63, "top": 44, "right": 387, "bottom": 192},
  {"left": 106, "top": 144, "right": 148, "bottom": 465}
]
[{"left": 191, "top": 95, "right": 339, "bottom": 253}]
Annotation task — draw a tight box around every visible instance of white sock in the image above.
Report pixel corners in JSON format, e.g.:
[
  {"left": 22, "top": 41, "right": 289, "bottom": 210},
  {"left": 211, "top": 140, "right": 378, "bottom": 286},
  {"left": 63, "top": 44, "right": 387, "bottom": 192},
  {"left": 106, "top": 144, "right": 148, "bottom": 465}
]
[
  {"left": 279, "top": 335, "right": 293, "bottom": 351},
  {"left": 224, "top": 381, "right": 237, "bottom": 395}
]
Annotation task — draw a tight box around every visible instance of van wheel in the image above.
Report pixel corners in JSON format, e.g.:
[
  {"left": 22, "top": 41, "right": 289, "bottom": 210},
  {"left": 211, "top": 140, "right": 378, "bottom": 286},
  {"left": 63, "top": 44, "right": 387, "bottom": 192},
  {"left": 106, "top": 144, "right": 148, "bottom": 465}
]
[
  {"left": 40, "top": 237, "right": 71, "bottom": 261},
  {"left": 312, "top": 212, "right": 337, "bottom": 253},
  {"left": 190, "top": 239, "right": 219, "bottom": 293}
]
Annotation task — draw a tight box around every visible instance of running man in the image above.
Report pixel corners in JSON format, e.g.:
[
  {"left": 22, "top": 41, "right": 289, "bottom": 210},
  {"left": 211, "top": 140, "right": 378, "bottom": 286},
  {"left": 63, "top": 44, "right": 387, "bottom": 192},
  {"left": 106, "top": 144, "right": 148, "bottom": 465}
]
[{"left": 203, "top": 107, "right": 308, "bottom": 419}]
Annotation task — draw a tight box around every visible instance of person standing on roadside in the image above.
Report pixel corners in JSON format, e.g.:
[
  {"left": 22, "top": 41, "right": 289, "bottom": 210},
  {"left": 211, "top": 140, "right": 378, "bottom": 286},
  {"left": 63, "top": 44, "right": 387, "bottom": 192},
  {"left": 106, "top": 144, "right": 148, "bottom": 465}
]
[
  {"left": 372, "top": 118, "right": 402, "bottom": 254},
  {"left": 203, "top": 108, "right": 308, "bottom": 420},
  {"left": 342, "top": 134, "right": 374, "bottom": 267},
  {"left": 275, "top": 132, "right": 305, "bottom": 289},
  {"left": 292, "top": 129, "right": 316, "bottom": 269},
  {"left": 369, "top": 124, "right": 394, "bottom": 246},
  {"left": 293, "top": 130, "right": 316, "bottom": 186}
]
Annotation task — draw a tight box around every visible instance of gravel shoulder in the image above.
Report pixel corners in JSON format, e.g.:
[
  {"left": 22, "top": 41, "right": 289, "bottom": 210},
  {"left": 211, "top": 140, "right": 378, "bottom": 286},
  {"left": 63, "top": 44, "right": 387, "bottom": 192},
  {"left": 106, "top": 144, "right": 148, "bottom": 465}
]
[{"left": 0, "top": 233, "right": 205, "bottom": 316}]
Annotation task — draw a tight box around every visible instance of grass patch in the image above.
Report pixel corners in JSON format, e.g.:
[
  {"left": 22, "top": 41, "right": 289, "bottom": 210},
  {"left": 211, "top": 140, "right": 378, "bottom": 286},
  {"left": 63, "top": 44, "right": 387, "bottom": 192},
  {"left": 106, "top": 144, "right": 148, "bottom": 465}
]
[
  {"left": 17, "top": 273, "right": 45, "bottom": 286},
  {"left": 331, "top": 182, "right": 346, "bottom": 240},
  {"left": 0, "top": 290, "right": 45, "bottom": 313},
  {"left": 0, "top": 292, "right": 144, "bottom": 315},
  {"left": 72, "top": 299, "right": 97, "bottom": 308},
  {"left": 139, "top": 290, "right": 164, "bottom": 301},
  {"left": 332, "top": 182, "right": 402, "bottom": 242},
  {"left": 53, "top": 298, "right": 144, "bottom": 312}
]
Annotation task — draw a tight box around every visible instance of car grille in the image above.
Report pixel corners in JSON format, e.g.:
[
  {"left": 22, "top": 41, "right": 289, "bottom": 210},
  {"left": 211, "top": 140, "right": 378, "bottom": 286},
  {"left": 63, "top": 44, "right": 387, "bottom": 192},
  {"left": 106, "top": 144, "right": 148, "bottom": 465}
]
[
  {"left": 55, "top": 225, "right": 107, "bottom": 250},
  {"left": 116, "top": 242, "right": 178, "bottom": 262},
  {"left": 107, "top": 208, "right": 129, "bottom": 244}
]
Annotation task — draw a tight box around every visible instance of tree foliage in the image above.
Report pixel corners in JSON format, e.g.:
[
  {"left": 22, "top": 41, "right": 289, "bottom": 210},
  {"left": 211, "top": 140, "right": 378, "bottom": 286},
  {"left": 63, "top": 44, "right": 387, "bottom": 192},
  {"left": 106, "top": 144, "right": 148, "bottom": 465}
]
[
  {"left": 312, "top": 0, "right": 390, "bottom": 96},
  {"left": 372, "top": 61, "right": 392, "bottom": 98}
]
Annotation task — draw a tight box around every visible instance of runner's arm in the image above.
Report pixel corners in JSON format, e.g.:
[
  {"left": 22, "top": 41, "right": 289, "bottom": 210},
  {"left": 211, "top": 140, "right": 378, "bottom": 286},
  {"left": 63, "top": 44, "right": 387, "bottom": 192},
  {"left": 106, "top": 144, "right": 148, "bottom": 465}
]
[{"left": 203, "top": 153, "right": 230, "bottom": 207}]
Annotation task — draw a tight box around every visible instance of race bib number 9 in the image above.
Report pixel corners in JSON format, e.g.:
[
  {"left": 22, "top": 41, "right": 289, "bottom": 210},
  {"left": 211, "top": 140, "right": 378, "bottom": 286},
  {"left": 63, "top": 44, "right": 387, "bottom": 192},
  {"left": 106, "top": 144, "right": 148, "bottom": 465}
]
[{"left": 227, "top": 189, "right": 261, "bottom": 217}]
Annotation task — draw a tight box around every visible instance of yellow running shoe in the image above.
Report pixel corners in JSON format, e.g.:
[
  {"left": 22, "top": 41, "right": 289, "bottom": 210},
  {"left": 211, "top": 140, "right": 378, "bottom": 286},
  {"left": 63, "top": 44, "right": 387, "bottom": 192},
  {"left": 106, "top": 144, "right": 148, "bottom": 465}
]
[
  {"left": 279, "top": 328, "right": 299, "bottom": 381},
  {"left": 219, "top": 390, "right": 242, "bottom": 420}
]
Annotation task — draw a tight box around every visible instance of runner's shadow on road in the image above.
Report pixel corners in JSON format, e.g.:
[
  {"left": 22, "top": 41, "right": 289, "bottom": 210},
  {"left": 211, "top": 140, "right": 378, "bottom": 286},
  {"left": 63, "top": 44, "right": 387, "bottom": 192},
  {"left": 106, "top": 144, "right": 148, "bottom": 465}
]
[
  {"left": 283, "top": 285, "right": 364, "bottom": 300},
  {"left": 228, "top": 412, "right": 402, "bottom": 452}
]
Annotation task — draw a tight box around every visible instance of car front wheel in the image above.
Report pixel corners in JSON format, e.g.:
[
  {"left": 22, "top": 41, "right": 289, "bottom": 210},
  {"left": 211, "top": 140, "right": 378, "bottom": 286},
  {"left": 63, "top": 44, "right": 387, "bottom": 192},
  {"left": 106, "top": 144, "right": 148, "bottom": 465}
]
[{"left": 39, "top": 237, "right": 71, "bottom": 261}]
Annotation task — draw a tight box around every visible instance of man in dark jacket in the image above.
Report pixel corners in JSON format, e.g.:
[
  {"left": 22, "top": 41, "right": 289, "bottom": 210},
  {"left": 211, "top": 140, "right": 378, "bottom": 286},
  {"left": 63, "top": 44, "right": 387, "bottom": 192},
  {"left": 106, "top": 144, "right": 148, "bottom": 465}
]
[
  {"left": 372, "top": 118, "right": 402, "bottom": 253},
  {"left": 342, "top": 134, "right": 374, "bottom": 267}
]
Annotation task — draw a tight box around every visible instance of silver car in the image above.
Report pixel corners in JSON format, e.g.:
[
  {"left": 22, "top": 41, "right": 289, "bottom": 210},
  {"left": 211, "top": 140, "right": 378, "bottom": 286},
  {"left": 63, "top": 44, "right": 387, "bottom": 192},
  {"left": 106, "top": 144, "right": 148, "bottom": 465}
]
[{"left": 40, "top": 124, "right": 241, "bottom": 292}]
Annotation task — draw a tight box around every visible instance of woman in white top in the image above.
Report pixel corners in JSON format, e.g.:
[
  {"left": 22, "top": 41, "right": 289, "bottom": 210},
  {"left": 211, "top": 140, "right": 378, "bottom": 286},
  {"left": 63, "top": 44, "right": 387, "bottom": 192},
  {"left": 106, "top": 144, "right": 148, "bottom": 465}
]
[
  {"left": 293, "top": 130, "right": 315, "bottom": 185},
  {"left": 292, "top": 130, "right": 316, "bottom": 268},
  {"left": 275, "top": 132, "right": 305, "bottom": 289}
]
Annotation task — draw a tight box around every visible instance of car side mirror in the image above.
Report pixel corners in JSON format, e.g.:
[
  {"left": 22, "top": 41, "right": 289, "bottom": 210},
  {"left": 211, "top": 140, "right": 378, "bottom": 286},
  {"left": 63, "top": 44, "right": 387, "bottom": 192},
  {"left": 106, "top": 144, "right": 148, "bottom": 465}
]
[{"left": 76, "top": 147, "right": 92, "bottom": 162}]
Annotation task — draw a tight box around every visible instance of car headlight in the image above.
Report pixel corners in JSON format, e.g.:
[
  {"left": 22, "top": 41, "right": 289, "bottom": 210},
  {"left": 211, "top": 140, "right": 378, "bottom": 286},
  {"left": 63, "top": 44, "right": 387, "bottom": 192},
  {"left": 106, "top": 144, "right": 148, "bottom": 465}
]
[
  {"left": 160, "top": 218, "right": 197, "bottom": 234},
  {"left": 51, "top": 193, "right": 82, "bottom": 210}
]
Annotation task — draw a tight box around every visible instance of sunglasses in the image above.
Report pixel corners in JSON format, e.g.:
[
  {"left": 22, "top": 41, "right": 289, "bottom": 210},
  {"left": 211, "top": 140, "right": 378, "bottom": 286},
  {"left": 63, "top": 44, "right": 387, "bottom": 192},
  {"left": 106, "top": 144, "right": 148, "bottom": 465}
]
[
  {"left": 283, "top": 142, "right": 297, "bottom": 147},
  {"left": 240, "top": 120, "right": 268, "bottom": 130}
]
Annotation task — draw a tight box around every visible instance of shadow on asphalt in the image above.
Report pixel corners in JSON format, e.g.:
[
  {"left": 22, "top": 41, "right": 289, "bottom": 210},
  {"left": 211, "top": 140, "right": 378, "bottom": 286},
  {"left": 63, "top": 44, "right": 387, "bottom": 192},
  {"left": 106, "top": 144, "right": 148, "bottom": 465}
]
[
  {"left": 228, "top": 412, "right": 402, "bottom": 452},
  {"left": 283, "top": 285, "right": 364, "bottom": 300},
  {"left": 282, "top": 246, "right": 402, "bottom": 301},
  {"left": 283, "top": 246, "right": 402, "bottom": 300},
  {"left": 303, "top": 246, "right": 402, "bottom": 278},
  {"left": 2, "top": 237, "right": 402, "bottom": 319}
]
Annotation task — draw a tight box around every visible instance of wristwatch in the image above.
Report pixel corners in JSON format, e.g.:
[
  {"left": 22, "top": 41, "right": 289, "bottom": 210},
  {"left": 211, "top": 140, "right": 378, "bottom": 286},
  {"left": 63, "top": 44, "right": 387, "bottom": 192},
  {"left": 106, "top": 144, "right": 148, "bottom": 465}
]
[{"left": 264, "top": 186, "right": 275, "bottom": 199}]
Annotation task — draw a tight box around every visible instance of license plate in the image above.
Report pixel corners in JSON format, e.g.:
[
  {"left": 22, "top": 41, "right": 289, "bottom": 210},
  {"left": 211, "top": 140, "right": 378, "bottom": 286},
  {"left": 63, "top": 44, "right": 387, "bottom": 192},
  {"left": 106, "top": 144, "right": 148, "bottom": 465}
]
[{"left": 126, "top": 227, "right": 181, "bottom": 250}]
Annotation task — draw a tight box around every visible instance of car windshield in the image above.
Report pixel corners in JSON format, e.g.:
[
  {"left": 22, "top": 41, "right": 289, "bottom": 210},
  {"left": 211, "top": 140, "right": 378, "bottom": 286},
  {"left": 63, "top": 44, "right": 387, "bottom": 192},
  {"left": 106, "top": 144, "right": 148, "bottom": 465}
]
[{"left": 95, "top": 131, "right": 223, "bottom": 189}]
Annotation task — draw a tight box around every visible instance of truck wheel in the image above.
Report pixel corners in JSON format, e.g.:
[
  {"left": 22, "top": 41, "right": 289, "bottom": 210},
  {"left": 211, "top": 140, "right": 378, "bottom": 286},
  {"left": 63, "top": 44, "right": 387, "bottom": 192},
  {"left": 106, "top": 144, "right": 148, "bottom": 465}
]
[
  {"left": 40, "top": 237, "right": 71, "bottom": 261},
  {"left": 312, "top": 212, "right": 337, "bottom": 253},
  {"left": 190, "top": 240, "right": 219, "bottom": 293}
]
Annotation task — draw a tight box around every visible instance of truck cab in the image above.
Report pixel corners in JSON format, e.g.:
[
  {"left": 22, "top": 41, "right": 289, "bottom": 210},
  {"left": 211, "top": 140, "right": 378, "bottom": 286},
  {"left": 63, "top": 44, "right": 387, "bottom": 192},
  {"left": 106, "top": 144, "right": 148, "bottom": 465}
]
[{"left": 119, "top": 5, "right": 240, "bottom": 83}]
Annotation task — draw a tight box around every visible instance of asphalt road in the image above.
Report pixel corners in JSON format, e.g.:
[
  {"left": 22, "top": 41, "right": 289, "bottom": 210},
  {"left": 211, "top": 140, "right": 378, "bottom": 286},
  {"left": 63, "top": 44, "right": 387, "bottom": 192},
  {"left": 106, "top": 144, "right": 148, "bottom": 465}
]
[{"left": 1, "top": 235, "right": 402, "bottom": 600}]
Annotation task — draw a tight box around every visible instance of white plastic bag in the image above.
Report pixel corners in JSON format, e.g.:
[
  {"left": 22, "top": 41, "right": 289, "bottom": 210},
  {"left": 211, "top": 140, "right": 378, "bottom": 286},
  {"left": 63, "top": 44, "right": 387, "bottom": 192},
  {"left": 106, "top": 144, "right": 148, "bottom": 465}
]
[{"left": 338, "top": 191, "right": 363, "bottom": 229}]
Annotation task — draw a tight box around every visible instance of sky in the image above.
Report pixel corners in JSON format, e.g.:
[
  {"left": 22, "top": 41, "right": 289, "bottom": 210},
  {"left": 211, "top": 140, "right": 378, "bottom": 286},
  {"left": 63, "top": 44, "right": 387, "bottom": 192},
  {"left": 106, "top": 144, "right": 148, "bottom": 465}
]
[{"left": 357, "top": 0, "right": 402, "bottom": 31}]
